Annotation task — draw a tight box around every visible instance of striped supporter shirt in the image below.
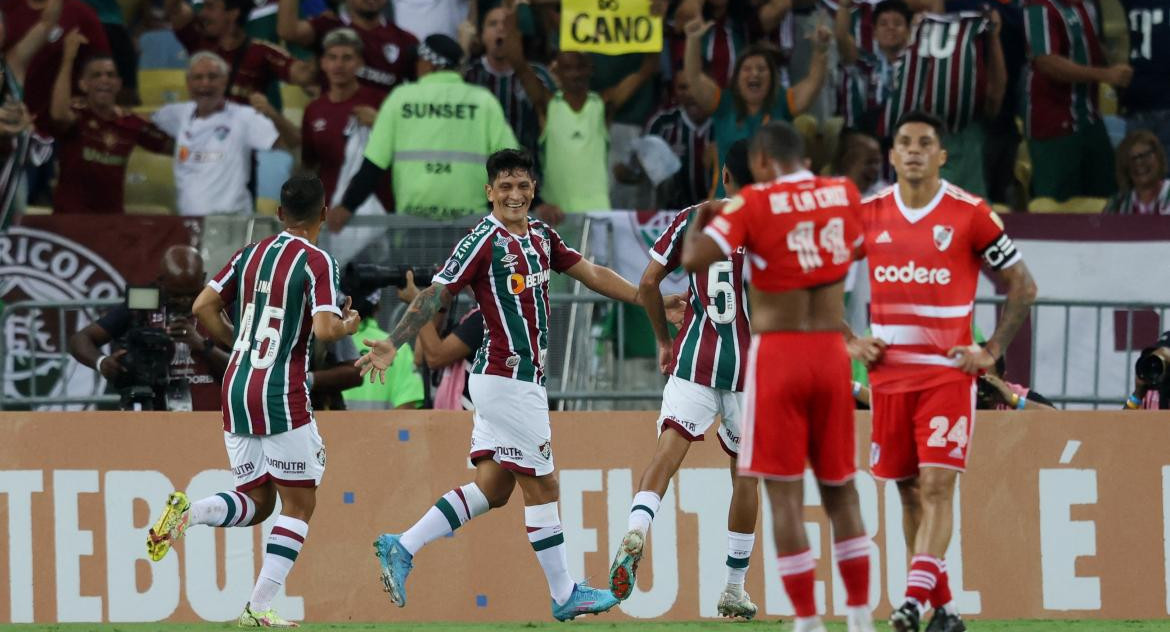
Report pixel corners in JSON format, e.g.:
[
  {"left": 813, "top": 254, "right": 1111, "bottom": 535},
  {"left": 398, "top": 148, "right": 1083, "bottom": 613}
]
[
  {"left": 650, "top": 203, "right": 750, "bottom": 392},
  {"left": 0, "top": 62, "right": 30, "bottom": 233},
  {"left": 208, "top": 232, "right": 342, "bottom": 435},
  {"left": 1023, "top": 0, "right": 1105, "bottom": 139},
  {"left": 1104, "top": 179, "right": 1170, "bottom": 215},
  {"left": 645, "top": 107, "right": 711, "bottom": 209},
  {"left": 463, "top": 57, "right": 553, "bottom": 172},
  {"left": 432, "top": 214, "right": 582, "bottom": 386},
  {"left": 861, "top": 182, "right": 1021, "bottom": 393}
]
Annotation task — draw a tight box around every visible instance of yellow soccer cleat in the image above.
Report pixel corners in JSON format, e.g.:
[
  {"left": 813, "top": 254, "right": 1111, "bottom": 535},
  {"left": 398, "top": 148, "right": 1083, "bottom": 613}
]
[
  {"left": 238, "top": 603, "right": 300, "bottom": 628},
  {"left": 146, "top": 491, "right": 191, "bottom": 562}
]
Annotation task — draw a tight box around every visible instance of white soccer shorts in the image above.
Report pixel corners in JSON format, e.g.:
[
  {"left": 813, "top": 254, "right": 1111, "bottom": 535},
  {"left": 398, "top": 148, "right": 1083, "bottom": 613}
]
[
  {"left": 467, "top": 373, "right": 554, "bottom": 476},
  {"left": 224, "top": 421, "right": 326, "bottom": 491},
  {"left": 657, "top": 375, "right": 743, "bottom": 456}
]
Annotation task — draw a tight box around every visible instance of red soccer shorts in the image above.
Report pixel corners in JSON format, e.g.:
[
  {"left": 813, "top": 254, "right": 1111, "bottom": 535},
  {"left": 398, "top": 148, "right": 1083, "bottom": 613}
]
[
  {"left": 739, "top": 331, "right": 856, "bottom": 484},
  {"left": 869, "top": 378, "right": 977, "bottom": 480}
]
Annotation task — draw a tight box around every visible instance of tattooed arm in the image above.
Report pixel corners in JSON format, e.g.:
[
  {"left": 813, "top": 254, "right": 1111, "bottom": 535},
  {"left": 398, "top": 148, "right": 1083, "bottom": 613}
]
[
  {"left": 948, "top": 260, "right": 1038, "bottom": 374},
  {"left": 355, "top": 284, "right": 455, "bottom": 383}
]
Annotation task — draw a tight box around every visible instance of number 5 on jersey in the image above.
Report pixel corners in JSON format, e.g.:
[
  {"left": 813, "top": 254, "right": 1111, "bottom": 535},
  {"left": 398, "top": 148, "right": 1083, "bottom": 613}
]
[
  {"left": 706, "top": 261, "right": 736, "bottom": 324},
  {"left": 235, "top": 303, "right": 285, "bottom": 369}
]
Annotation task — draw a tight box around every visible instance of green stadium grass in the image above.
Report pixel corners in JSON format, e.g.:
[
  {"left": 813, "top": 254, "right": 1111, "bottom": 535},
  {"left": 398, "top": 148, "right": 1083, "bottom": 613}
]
[{"left": 1, "top": 622, "right": 1166, "bottom": 631}]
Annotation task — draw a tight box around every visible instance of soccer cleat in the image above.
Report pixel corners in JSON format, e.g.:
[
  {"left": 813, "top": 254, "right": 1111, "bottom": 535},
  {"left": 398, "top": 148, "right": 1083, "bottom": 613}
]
[
  {"left": 374, "top": 533, "right": 414, "bottom": 607},
  {"left": 924, "top": 609, "right": 966, "bottom": 632},
  {"left": 237, "top": 603, "right": 299, "bottom": 628},
  {"left": 715, "top": 584, "right": 758, "bottom": 620},
  {"left": 608, "top": 529, "right": 645, "bottom": 601},
  {"left": 889, "top": 601, "right": 922, "bottom": 632},
  {"left": 551, "top": 582, "right": 620, "bottom": 621},
  {"left": 146, "top": 491, "right": 191, "bottom": 562}
]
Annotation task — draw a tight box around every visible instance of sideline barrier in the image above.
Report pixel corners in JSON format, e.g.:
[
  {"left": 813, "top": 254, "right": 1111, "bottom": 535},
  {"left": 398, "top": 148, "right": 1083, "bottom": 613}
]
[{"left": 0, "top": 411, "right": 1166, "bottom": 622}]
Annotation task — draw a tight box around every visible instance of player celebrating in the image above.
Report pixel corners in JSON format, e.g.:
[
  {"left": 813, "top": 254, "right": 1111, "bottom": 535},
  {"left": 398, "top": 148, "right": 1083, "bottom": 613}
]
[
  {"left": 147, "top": 175, "right": 359, "bottom": 629},
  {"left": 682, "top": 122, "right": 879, "bottom": 632},
  {"left": 857, "top": 111, "right": 1037, "bottom": 632},
  {"left": 357, "top": 149, "right": 652, "bottom": 621},
  {"left": 608, "top": 139, "right": 762, "bottom": 619}
]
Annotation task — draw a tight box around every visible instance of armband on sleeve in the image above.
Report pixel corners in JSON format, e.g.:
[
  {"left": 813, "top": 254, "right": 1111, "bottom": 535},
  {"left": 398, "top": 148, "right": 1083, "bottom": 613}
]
[{"left": 981, "top": 233, "right": 1021, "bottom": 271}]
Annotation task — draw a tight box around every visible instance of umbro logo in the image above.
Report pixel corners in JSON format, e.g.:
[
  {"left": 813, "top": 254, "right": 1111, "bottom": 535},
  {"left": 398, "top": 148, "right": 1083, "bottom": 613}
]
[{"left": 875, "top": 231, "right": 892, "bottom": 244}]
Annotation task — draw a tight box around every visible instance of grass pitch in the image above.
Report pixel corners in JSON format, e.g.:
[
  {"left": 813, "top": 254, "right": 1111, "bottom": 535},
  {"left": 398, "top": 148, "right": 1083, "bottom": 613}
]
[{"left": 1, "top": 622, "right": 1167, "bottom": 631}]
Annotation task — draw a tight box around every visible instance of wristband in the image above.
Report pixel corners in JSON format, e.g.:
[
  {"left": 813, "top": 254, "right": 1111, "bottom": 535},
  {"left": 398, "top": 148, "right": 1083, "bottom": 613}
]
[
  {"left": 94, "top": 355, "right": 107, "bottom": 371},
  {"left": 1016, "top": 394, "right": 1027, "bottom": 410},
  {"left": 1126, "top": 394, "right": 1142, "bottom": 409},
  {"left": 852, "top": 381, "right": 862, "bottom": 398}
]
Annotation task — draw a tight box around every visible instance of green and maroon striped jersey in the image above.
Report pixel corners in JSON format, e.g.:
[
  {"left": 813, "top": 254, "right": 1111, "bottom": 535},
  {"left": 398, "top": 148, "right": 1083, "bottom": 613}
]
[
  {"left": 433, "top": 214, "right": 582, "bottom": 386},
  {"left": 1023, "top": 0, "right": 1105, "bottom": 139},
  {"left": 881, "top": 12, "right": 990, "bottom": 136},
  {"left": 1104, "top": 179, "right": 1170, "bottom": 215},
  {"left": 209, "top": 232, "right": 341, "bottom": 435},
  {"left": 650, "top": 203, "right": 750, "bottom": 392}
]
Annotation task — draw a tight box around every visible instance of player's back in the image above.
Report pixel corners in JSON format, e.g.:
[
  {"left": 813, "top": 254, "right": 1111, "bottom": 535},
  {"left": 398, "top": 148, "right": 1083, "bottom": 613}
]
[{"left": 216, "top": 232, "right": 341, "bottom": 435}]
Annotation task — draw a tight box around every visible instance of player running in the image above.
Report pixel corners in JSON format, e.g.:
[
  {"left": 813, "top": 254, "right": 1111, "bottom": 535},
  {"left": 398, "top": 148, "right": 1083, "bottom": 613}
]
[
  {"left": 147, "top": 175, "right": 360, "bottom": 628},
  {"left": 608, "top": 138, "right": 762, "bottom": 619},
  {"left": 682, "top": 122, "right": 879, "bottom": 632},
  {"left": 855, "top": 111, "right": 1037, "bottom": 632},
  {"left": 357, "top": 149, "right": 663, "bottom": 621}
]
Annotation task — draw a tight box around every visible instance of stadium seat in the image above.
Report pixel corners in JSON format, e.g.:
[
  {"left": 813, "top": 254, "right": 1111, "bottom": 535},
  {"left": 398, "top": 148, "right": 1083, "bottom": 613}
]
[
  {"left": 125, "top": 203, "right": 173, "bottom": 215},
  {"left": 1027, "top": 196, "right": 1108, "bottom": 213},
  {"left": 256, "top": 197, "right": 279, "bottom": 216},
  {"left": 280, "top": 83, "right": 313, "bottom": 113},
  {"left": 124, "top": 148, "right": 176, "bottom": 210},
  {"left": 138, "top": 69, "right": 188, "bottom": 107},
  {"left": 24, "top": 205, "right": 51, "bottom": 215},
  {"left": 138, "top": 30, "right": 189, "bottom": 70}
]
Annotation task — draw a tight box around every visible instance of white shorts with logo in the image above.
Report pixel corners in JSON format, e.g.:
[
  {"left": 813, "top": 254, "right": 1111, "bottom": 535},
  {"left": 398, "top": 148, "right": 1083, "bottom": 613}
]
[
  {"left": 468, "top": 373, "right": 554, "bottom": 476},
  {"left": 224, "top": 421, "right": 326, "bottom": 491},
  {"left": 658, "top": 375, "right": 743, "bottom": 456}
]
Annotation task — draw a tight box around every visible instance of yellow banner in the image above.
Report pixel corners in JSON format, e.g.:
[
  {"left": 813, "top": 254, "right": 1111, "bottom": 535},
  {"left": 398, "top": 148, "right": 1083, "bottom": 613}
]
[{"left": 560, "top": 0, "right": 663, "bottom": 54}]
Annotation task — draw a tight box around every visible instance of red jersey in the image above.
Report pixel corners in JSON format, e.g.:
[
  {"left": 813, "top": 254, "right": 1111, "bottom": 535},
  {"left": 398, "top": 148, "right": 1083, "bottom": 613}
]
[
  {"left": 302, "top": 86, "right": 392, "bottom": 207},
  {"left": 309, "top": 9, "right": 417, "bottom": 95},
  {"left": 53, "top": 105, "right": 172, "bottom": 214},
  {"left": 175, "top": 23, "right": 293, "bottom": 103},
  {"left": 862, "top": 181, "right": 1021, "bottom": 392},
  {"left": 0, "top": 0, "right": 109, "bottom": 130},
  {"left": 704, "top": 171, "right": 864, "bottom": 292}
]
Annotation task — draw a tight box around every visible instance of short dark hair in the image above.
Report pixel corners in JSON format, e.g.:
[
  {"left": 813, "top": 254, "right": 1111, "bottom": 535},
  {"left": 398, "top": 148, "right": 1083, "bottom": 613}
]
[
  {"left": 486, "top": 148, "right": 535, "bottom": 183},
  {"left": 750, "top": 121, "right": 805, "bottom": 165},
  {"left": 894, "top": 110, "right": 947, "bottom": 146},
  {"left": 81, "top": 54, "right": 117, "bottom": 76},
  {"left": 724, "top": 139, "right": 754, "bottom": 190},
  {"left": 872, "top": 0, "right": 913, "bottom": 27},
  {"left": 221, "top": 0, "right": 251, "bottom": 28},
  {"left": 280, "top": 175, "right": 326, "bottom": 223}
]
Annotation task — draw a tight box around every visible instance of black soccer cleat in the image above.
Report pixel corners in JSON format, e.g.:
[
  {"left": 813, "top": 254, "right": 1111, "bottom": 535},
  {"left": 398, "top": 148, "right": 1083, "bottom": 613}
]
[
  {"left": 889, "top": 601, "right": 921, "bottom": 632},
  {"left": 925, "top": 609, "right": 966, "bottom": 632}
]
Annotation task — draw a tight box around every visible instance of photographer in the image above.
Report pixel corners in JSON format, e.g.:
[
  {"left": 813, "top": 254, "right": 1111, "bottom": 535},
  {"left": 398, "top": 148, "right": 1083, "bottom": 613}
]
[
  {"left": 1125, "top": 332, "right": 1170, "bottom": 410},
  {"left": 976, "top": 345, "right": 1056, "bottom": 411},
  {"left": 341, "top": 265, "right": 425, "bottom": 410},
  {"left": 68, "top": 245, "right": 229, "bottom": 411}
]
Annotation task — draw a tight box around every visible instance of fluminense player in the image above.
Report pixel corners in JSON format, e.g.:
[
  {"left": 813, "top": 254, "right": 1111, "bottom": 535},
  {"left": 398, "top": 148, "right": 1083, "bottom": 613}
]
[
  {"left": 855, "top": 110, "right": 1037, "bottom": 632},
  {"left": 608, "top": 139, "right": 761, "bottom": 620},
  {"left": 148, "top": 175, "right": 360, "bottom": 628},
  {"left": 356, "top": 149, "right": 677, "bottom": 621},
  {"left": 684, "top": 122, "right": 880, "bottom": 632}
]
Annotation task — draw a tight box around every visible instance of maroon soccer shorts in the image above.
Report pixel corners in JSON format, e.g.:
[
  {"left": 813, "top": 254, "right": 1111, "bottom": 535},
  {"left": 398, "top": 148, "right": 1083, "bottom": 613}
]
[
  {"left": 739, "top": 331, "right": 856, "bottom": 484},
  {"left": 869, "top": 378, "right": 977, "bottom": 480}
]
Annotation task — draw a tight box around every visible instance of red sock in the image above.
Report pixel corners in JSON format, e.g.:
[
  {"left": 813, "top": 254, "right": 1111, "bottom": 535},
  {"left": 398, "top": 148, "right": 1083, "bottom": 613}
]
[
  {"left": 906, "top": 555, "right": 943, "bottom": 606},
  {"left": 930, "top": 562, "right": 953, "bottom": 610},
  {"left": 777, "top": 549, "right": 817, "bottom": 617},
  {"left": 833, "top": 536, "right": 871, "bottom": 607}
]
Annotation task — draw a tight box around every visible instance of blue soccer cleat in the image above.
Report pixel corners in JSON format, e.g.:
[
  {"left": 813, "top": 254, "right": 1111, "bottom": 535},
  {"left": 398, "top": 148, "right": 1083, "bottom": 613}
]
[
  {"left": 373, "top": 534, "right": 413, "bottom": 607},
  {"left": 551, "top": 582, "right": 620, "bottom": 621}
]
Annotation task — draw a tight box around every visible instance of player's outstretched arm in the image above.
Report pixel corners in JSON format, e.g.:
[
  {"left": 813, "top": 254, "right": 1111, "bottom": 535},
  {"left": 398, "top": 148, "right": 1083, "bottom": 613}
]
[
  {"left": 193, "top": 287, "right": 235, "bottom": 349},
  {"left": 564, "top": 260, "right": 639, "bottom": 304},
  {"left": 356, "top": 284, "right": 454, "bottom": 383},
  {"left": 312, "top": 296, "right": 360, "bottom": 343}
]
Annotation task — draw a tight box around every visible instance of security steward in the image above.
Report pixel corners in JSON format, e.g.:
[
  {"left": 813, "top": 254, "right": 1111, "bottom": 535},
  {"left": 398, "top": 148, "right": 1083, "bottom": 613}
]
[{"left": 327, "top": 34, "right": 518, "bottom": 225}]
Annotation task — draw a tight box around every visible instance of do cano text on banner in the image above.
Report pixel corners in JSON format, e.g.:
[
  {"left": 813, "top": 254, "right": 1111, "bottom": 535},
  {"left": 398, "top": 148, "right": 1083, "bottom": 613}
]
[{"left": 560, "top": 0, "right": 663, "bottom": 54}]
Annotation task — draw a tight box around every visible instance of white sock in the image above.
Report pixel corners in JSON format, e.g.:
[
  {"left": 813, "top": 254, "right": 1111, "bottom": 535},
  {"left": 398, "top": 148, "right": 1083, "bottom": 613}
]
[
  {"left": 400, "top": 483, "right": 490, "bottom": 556},
  {"left": 725, "top": 531, "right": 754, "bottom": 585},
  {"left": 250, "top": 515, "right": 308, "bottom": 612},
  {"left": 940, "top": 601, "right": 959, "bottom": 615},
  {"left": 627, "top": 491, "right": 661, "bottom": 536},
  {"left": 526, "top": 502, "right": 575, "bottom": 605},
  {"left": 794, "top": 615, "right": 826, "bottom": 632},
  {"left": 190, "top": 491, "right": 256, "bottom": 527}
]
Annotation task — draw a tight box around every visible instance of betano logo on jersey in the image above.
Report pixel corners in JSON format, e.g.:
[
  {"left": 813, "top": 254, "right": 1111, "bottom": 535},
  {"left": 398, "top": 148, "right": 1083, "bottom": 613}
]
[
  {"left": 508, "top": 269, "right": 551, "bottom": 294},
  {"left": 873, "top": 261, "right": 952, "bottom": 285}
]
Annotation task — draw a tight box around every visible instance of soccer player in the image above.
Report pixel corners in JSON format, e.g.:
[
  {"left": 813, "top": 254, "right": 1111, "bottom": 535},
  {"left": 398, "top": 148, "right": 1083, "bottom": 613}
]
[
  {"left": 856, "top": 110, "right": 1037, "bottom": 632},
  {"left": 356, "top": 148, "right": 653, "bottom": 621},
  {"left": 607, "top": 138, "right": 761, "bottom": 619},
  {"left": 682, "top": 121, "right": 879, "bottom": 632},
  {"left": 147, "top": 175, "right": 360, "bottom": 628}
]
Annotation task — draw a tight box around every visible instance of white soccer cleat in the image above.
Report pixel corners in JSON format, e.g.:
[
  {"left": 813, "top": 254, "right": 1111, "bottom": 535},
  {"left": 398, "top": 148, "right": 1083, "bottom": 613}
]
[
  {"left": 847, "top": 604, "right": 877, "bottom": 632},
  {"left": 716, "top": 583, "right": 758, "bottom": 620}
]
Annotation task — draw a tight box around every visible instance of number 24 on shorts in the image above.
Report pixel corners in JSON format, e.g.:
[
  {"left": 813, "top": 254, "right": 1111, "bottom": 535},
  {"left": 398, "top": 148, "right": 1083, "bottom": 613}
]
[{"left": 927, "top": 415, "right": 968, "bottom": 448}]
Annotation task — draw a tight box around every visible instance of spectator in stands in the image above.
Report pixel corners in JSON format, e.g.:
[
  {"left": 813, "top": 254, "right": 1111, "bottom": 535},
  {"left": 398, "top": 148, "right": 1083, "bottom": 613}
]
[
  {"left": 642, "top": 69, "right": 712, "bottom": 209},
  {"left": 1023, "top": 0, "right": 1130, "bottom": 201},
  {"left": 1120, "top": 0, "right": 1170, "bottom": 153},
  {"left": 976, "top": 344, "right": 1055, "bottom": 410},
  {"left": 165, "top": 0, "right": 314, "bottom": 103},
  {"left": 832, "top": 128, "right": 885, "bottom": 196},
  {"left": 1104, "top": 130, "right": 1170, "bottom": 215},
  {"left": 152, "top": 51, "right": 300, "bottom": 215},
  {"left": 390, "top": 0, "right": 471, "bottom": 42},
  {"left": 329, "top": 34, "right": 517, "bottom": 225},
  {"left": 1126, "top": 331, "right": 1170, "bottom": 410},
  {"left": 684, "top": 17, "right": 830, "bottom": 197},
  {"left": 67, "top": 245, "right": 229, "bottom": 412},
  {"left": 277, "top": 0, "right": 418, "bottom": 96},
  {"left": 308, "top": 337, "right": 364, "bottom": 410},
  {"left": 416, "top": 304, "right": 482, "bottom": 410},
  {"left": 670, "top": 0, "right": 755, "bottom": 88},
  {"left": 301, "top": 28, "right": 391, "bottom": 209},
  {"left": 50, "top": 30, "right": 174, "bottom": 214},
  {"left": 834, "top": 0, "right": 910, "bottom": 135},
  {"left": 80, "top": 0, "right": 137, "bottom": 104}
]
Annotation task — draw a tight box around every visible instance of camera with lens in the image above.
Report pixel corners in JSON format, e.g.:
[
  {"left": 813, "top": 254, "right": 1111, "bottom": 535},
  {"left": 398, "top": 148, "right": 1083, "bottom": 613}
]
[
  {"left": 1135, "top": 333, "right": 1170, "bottom": 409},
  {"left": 115, "top": 286, "right": 175, "bottom": 410},
  {"left": 341, "top": 263, "right": 435, "bottom": 318}
]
